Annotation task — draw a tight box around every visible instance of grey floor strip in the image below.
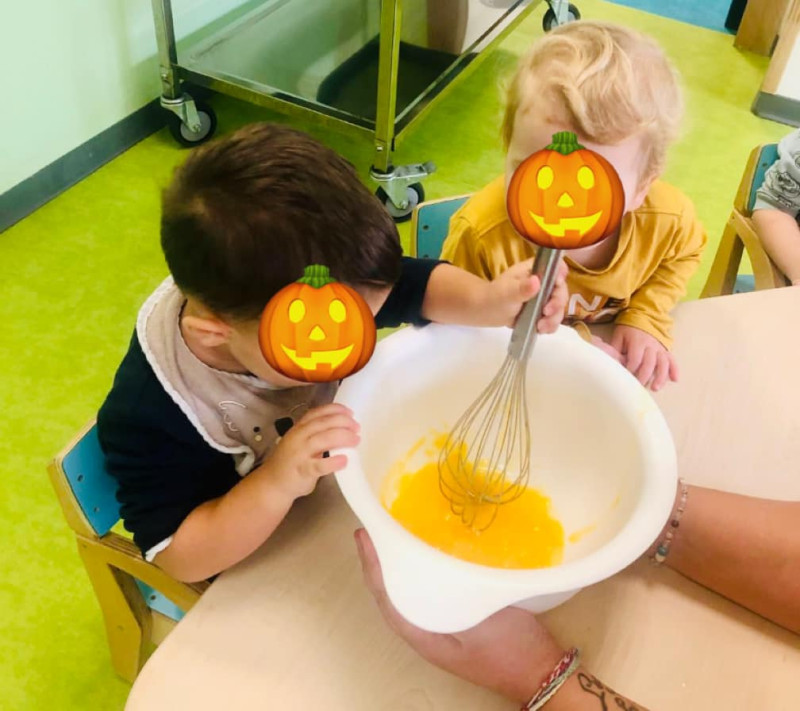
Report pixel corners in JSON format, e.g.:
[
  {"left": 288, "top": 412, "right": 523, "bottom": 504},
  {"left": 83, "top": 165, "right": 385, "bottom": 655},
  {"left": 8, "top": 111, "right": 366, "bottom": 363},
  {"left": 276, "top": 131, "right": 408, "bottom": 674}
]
[
  {"left": 0, "top": 99, "right": 165, "bottom": 233},
  {"left": 752, "top": 92, "right": 800, "bottom": 129}
]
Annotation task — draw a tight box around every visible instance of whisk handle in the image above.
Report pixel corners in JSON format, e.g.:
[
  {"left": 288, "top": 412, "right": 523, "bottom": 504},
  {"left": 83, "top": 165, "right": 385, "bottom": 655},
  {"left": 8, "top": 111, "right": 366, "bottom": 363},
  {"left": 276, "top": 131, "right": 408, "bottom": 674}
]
[{"left": 509, "top": 247, "right": 564, "bottom": 362}]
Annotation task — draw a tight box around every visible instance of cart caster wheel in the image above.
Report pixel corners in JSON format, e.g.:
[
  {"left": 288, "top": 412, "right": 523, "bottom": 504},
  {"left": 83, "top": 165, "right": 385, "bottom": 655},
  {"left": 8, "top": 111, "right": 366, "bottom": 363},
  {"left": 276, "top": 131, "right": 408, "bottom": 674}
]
[
  {"left": 167, "top": 101, "right": 217, "bottom": 147},
  {"left": 542, "top": 3, "right": 580, "bottom": 31},
  {"left": 376, "top": 183, "right": 425, "bottom": 223}
]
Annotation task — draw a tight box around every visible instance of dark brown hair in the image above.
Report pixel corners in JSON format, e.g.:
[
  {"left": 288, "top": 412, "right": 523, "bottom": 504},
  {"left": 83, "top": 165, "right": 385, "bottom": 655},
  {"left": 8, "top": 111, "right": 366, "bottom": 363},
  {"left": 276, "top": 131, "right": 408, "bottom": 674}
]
[{"left": 160, "top": 123, "right": 402, "bottom": 320}]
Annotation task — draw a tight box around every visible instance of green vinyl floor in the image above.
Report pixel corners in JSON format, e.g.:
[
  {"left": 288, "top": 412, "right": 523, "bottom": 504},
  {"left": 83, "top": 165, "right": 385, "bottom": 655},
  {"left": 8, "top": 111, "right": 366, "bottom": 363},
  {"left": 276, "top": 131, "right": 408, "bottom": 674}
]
[{"left": 0, "top": 1, "right": 790, "bottom": 709}]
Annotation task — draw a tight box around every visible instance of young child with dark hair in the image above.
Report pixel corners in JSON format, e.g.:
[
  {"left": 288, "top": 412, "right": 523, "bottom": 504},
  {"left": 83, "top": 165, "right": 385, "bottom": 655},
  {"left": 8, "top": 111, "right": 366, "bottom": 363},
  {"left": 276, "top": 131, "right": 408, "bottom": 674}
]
[{"left": 98, "top": 123, "right": 568, "bottom": 582}]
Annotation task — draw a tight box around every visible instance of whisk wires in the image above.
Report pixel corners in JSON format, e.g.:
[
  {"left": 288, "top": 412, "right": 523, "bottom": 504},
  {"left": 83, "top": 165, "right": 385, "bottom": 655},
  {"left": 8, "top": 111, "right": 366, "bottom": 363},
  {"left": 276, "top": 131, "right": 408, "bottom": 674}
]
[
  {"left": 438, "top": 353, "right": 531, "bottom": 530},
  {"left": 437, "top": 247, "right": 562, "bottom": 531}
]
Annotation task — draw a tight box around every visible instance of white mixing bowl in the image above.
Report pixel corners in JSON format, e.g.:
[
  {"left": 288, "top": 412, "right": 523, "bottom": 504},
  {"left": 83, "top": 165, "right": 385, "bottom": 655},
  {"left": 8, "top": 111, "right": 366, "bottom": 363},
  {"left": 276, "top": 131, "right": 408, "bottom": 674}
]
[{"left": 333, "top": 324, "right": 677, "bottom": 633}]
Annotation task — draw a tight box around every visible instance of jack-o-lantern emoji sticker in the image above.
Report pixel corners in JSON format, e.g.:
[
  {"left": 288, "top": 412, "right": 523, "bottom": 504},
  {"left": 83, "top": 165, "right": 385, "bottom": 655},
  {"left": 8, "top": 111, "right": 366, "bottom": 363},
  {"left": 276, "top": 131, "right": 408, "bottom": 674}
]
[
  {"left": 259, "top": 265, "right": 376, "bottom": 383},
  {"left": 507, "top": 131, "right": 625, "bottom": 250}
]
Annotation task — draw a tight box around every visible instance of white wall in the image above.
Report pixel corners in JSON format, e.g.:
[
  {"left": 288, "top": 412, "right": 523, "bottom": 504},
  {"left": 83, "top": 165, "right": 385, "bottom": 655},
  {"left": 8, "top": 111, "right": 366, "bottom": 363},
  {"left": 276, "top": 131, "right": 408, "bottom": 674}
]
[
  {"left": 775, "top": 35, "right": 800, "bottom": 101},
  {"left": 0, "top": 0, "right": 252, "bottom": 195}
]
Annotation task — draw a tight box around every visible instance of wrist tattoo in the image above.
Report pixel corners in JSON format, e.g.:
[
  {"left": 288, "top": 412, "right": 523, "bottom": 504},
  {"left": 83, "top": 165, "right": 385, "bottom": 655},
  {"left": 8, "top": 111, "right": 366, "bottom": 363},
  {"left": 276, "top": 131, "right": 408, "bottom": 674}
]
[{"left": 577, "top": 672, "right": 643, "bottom": 711}]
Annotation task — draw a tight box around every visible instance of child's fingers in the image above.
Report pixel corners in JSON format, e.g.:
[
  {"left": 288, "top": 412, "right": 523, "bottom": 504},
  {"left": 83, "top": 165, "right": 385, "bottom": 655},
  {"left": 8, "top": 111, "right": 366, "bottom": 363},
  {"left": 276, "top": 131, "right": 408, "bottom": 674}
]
[
  {"left": 522, "top": 258, "right": 567, "bottom": 296},
  {"left": 610, "top": 328, "right": 626, "bottom": 354},
  {"left": 533, "top": 274, "right": 568, "bottom": 332},
  {"left": 668, "top": 353, "right": 680, "bottom": 382},
  {"left": 624, "top": 338, "right": 646, "bottom": 375},
  {"left": 295, "top": 412, "right": 361, "bottom": 439},
  {"left": 297, "top": 403, "right": 353, "bottom": 425},
  {"left": 502, "top": 258, "right": 535, "bottom": 287},
  {"left": 510, "top": 257, "right": 568, "bottom": 304},
  {"left": 651, "top": 351, "right": 671, "bottom": 391},
  {"left": 307, "top": 427, "right": 361, "bottom": 458},
  {"left": 537, "top": 291, "right": 567, "bottom": 332},
  {"left": 543, "top": 277, "right": 568, "bottom": 313},
  {"left": 311, "top": 453, "right": 348, "bottom": 477},
  {"left": 591, "top": 336, "right": 624, "bottom": 363},
  {"left": 518, "top": 274, "right": 541, "bottom": 301},
  {"left": 636, "top": 347, "right": 657, "bottom": 387},
  {"left": 536, "top": 312, "right": 559, "bottom": 334},
  {"left": 517, "top": 257, "right": 536, "bottom": 278}
]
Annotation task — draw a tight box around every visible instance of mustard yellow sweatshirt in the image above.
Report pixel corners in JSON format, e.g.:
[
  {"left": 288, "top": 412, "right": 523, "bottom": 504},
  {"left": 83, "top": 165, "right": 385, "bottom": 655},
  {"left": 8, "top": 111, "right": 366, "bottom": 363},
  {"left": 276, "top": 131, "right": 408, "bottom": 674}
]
[{"left": 441, "top": 176, "right": 707, "bottom": 348}]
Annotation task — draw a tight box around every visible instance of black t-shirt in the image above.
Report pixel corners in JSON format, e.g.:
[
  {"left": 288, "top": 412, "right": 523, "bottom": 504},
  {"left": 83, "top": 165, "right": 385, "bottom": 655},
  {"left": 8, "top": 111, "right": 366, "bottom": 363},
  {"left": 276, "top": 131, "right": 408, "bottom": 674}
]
[{"left": 97, "top": 257, "right": 443, "bottom": 556}]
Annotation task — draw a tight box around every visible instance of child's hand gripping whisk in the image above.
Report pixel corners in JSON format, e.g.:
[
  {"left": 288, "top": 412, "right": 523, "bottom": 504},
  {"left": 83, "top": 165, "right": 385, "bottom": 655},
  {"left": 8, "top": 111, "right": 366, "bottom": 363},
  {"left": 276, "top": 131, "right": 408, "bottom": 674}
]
[{"left": 438, "top": 131, "right": 626, "bottom": 529}]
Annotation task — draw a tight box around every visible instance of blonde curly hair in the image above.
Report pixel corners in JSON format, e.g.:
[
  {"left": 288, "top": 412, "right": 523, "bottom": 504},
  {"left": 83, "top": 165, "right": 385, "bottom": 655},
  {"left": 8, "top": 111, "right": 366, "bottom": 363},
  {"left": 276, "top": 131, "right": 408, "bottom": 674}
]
[{"left": 502, "top": 21, "right": 683, "bottom": 186}]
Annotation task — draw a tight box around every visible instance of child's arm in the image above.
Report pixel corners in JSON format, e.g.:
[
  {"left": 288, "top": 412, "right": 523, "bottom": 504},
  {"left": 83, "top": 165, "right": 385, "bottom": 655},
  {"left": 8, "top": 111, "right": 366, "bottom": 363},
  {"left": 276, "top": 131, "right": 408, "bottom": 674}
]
[
  {"left": 372, "top": 257, "right": 568, "bottom": 334},
  {"left": 154, "top": 404, "right": 358, "bottom": 582},
  {"left": 752, "top": 209, "right": 800, "bottom": 284},
  {"left": 421, "top": 259, "right": 568, "bottom": 332},
  {"left": 609, "top": 205, "right": 706, "bottom": 391}
]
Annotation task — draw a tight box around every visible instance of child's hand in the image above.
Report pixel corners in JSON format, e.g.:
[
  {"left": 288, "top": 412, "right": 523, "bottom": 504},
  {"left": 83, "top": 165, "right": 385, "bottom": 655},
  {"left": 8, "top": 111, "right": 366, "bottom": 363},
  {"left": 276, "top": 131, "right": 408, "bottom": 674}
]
[
  {"left": 610, "top": 325, "right": 678, "bottom": 391},
  {"left": 590, "top": 335, "right": 623, "bottom": 363},
  {"left": 488, "top": 258, "right": 569, "bottom": 332},
  {"left": 268, "top": 403, "right": 360, "bottom": 498}
]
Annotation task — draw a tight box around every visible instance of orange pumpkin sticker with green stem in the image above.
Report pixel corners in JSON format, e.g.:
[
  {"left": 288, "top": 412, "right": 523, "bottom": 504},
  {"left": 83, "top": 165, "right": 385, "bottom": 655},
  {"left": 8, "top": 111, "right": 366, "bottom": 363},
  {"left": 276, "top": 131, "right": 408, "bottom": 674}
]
[
  {"left": 259, "top": 265, "right": 376, "bottom": 383},
  {"left": 507, "top": 131, "right": 625, "bottom": 249}
]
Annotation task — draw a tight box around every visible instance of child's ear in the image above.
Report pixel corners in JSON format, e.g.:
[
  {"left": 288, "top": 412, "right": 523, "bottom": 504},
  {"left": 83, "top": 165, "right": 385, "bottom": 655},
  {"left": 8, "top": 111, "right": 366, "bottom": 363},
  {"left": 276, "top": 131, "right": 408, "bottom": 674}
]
[{"left": 181, "top": 314, "right": 232, "bottom": 348}]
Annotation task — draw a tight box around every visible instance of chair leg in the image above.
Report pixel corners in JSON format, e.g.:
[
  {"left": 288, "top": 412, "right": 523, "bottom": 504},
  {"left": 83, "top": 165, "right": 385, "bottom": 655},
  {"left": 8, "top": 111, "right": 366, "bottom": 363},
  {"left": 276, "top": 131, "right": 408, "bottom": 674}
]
[
  {"left": 738, "top": 227, "right": 790, "bottom": 291},
  {"left": 701, "top": 218, "right": 745, "bottom": 298},
  {"left": 749, "top": 245, "right": 787, "bottom": 290},
  {"left": 77, "top": 539, "right": 151, "bottom": 683}
]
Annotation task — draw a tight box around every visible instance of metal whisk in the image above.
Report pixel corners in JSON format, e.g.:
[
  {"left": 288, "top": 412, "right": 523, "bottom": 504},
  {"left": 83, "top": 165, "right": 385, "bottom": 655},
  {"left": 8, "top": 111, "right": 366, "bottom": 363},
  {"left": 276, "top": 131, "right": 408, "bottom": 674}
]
[{"left": 438, "top": 247, "right": 563, "bottom": 529}]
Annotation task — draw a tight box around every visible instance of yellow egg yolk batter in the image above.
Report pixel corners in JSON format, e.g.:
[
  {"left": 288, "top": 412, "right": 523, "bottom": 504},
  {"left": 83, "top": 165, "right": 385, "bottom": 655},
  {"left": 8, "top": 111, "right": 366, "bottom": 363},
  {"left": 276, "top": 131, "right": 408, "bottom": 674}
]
[{"left": 385, "top": 440, "right": 564, "bottom": 569}]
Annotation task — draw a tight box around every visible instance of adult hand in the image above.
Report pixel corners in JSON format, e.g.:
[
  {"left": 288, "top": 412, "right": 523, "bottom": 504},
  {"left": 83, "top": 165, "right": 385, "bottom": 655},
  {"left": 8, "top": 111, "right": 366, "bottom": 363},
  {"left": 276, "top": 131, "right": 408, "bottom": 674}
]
[{"left": 354, "top": 528, "right": 565, "bottom": 704}]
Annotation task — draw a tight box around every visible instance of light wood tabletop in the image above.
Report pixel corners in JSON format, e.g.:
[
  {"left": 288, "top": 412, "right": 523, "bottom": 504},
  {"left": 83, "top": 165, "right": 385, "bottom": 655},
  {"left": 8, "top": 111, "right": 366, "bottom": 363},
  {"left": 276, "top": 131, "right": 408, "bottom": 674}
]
[{"left": 126, "top": 288, "right": 800, "bottom": 711}]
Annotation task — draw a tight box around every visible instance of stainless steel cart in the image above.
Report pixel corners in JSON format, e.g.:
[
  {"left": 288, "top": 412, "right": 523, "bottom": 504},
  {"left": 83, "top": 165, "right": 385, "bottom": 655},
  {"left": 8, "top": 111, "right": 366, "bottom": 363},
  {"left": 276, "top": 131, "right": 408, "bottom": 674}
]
[{"left": 150, "top": 0, "right": 580, "bottom": 220}]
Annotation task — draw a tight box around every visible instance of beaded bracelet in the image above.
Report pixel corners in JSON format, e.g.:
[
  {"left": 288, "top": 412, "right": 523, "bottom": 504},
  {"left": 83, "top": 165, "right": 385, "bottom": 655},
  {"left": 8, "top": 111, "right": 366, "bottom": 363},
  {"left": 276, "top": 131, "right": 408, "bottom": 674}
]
[
  {"left": 522, "top": 647, "right": 580, "bottom": 711},
  {"left": 652, "top": 478, "right": 689, "bottom": 565}
]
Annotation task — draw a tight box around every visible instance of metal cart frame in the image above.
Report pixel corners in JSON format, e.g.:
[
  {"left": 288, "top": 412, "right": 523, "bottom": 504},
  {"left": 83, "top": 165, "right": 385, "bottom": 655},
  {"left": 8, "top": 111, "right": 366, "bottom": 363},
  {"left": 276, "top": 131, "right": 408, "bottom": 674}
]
[{"left": 150, "top": 0, "right": 579, "bottom": 219}]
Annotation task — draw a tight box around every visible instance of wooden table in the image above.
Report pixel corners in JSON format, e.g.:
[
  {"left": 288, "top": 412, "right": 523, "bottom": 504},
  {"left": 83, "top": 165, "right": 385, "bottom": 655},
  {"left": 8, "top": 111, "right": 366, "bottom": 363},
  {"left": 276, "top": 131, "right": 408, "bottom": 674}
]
[{"left": 126, "top": 289, "right": 800, "bottom": 711}]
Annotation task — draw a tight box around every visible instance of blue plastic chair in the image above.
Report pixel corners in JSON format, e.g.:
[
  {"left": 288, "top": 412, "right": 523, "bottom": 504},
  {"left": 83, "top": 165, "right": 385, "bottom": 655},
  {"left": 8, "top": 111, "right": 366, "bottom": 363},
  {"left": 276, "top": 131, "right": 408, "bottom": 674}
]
[
  {"left": 48, "top": 421, "right": 206, "bottom": 681},
  {"left": 410, "top": 194, "right": 470, "bottom": 258},
  {"left": 702, "top": 143, "right": 788, "bottom": 297}
]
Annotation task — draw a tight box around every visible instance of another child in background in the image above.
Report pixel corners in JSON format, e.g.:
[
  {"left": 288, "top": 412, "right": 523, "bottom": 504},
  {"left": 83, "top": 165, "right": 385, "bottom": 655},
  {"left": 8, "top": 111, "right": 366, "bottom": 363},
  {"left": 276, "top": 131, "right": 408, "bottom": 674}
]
[
  {"left": 752, "top": 128, "right": 800, "bottom": 286},
  {"left": 441, "top": 21, "right": 707, "bottom": 391}
]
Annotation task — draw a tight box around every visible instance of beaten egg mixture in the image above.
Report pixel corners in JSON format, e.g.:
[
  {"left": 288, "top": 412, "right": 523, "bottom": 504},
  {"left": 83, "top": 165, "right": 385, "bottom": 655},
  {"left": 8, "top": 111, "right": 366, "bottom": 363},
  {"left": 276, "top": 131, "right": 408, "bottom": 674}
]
[{"left": 383, "top": 433, "right": 564, "bottom": 569}]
